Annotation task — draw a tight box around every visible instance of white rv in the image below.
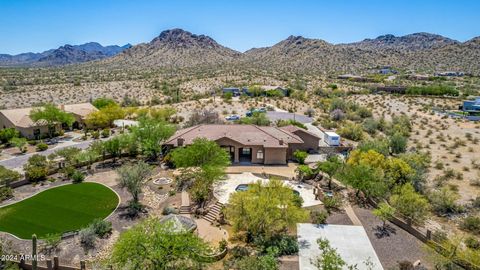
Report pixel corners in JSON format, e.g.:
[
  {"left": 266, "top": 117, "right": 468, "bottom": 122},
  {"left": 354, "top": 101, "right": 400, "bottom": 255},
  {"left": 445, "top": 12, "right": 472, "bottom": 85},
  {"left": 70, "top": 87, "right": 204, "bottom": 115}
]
[{"left": 324, "top": 132, "right": 340, "bottom": 146}]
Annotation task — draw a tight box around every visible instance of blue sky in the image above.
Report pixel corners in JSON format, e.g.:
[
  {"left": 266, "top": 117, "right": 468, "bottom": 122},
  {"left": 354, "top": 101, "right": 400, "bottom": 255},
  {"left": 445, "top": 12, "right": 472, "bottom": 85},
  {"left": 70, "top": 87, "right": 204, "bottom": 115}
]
[{"left": 1, "top": 0, "right": 479, "bottom": 54}]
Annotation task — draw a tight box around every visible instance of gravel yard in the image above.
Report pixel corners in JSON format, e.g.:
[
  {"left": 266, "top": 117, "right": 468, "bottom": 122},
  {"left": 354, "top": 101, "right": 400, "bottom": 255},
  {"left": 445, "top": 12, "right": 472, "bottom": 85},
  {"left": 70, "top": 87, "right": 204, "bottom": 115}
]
[{"left": 353, "top": 206, "right": 433, "bottom": 269}]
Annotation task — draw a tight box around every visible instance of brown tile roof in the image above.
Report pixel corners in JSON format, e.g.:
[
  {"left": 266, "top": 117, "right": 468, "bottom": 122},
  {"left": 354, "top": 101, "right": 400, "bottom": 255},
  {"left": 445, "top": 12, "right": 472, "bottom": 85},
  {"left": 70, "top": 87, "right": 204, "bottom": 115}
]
[
  {"left": 0, "top": 103, "right": 97, "bottom": 128},
  {"left": 279, "top": 125, "right": 321, "bottom": 139},
  {"left": 166, "top": 124, "right": 304, "bottom": 148},
  {"left": 62, "top": 103, "right": 98, "bottom": 119}
]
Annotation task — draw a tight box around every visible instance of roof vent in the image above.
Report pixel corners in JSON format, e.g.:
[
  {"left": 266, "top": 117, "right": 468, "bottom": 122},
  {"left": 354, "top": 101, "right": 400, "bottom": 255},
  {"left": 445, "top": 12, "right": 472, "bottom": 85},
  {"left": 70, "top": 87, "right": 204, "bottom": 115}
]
[{"left": 279, "top": 139, "right": 284, "bottom": 145}]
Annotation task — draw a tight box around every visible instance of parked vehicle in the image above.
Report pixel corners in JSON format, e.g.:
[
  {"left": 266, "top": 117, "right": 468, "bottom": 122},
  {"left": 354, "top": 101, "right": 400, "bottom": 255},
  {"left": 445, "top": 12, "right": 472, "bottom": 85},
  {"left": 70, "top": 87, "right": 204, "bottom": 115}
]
[
  {"left": 225, "top": 114, "right": 240, "bottom": 121},
  {"left": 246, "top": 107, "right": 267, "bottom": 117}
]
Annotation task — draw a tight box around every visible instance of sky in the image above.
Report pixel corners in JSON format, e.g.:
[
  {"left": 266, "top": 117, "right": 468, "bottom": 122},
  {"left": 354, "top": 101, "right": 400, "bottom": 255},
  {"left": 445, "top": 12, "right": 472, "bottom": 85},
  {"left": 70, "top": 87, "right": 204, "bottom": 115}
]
[{"left": 1, "top": 0, "right": 480, "bottom": 54}]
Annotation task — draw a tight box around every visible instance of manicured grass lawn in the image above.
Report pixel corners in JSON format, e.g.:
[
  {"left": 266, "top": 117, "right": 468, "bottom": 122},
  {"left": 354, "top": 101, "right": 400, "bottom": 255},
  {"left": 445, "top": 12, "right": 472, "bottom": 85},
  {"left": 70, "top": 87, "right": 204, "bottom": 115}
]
[{"left": 0, "top": 182, "right": 119, "bottom": 239}]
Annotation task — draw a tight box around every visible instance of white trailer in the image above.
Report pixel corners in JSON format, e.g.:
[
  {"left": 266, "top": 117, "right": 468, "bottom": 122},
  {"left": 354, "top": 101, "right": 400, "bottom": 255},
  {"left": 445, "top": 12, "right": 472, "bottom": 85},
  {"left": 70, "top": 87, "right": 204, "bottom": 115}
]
[{"left": 324, "top": 131, "right": 340, "bottom": 146}]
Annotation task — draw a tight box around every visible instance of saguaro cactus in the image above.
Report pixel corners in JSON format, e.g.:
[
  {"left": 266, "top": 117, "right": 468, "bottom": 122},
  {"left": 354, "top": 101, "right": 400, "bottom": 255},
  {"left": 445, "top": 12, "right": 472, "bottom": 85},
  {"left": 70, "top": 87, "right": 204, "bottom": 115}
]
[{"left": 32, "top": 234, "right": 37, "bottom": 270}]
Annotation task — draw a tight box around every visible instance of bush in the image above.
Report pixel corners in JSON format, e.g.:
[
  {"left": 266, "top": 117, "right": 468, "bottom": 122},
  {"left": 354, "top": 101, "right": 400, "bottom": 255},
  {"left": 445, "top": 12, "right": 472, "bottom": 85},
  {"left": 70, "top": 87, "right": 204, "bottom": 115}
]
[
  {"left": 24, "top": 154, "right": 48, "bottom": 182},
  {"left": 461, "top": 216, "right": 480, "bottom": 234},
  {"left": 323, "top": 195, "right": 343, "bottom": 213},
  {"left": 255, "top": 234, "right": 299, "bottom": 257},
  {"left": 90, "top": 219, "right": 112, "bottom": 238},
  {"left": 79, "top": 227, "right": 96, "bottom": 250},
  {"left": 338, "top": 123, "right": 364, "bottom": 141},
  {"left": 36, "top": 143, "right": 48, "bottom": 152},
  {"left": 0, "top": 165, "right": 21, "bottom": 186},
  {"left": 162, "top": 205, "right": 178, "bottom": 215},
  {"left": 296, "top": 164, "right": 314, "bottom": 180},
  {"left": 101, "top": 128, "right": 110, "bottom": 138},
  {"left": 0, "top": 186, "right": 13, "bottom": 202},
  {"left": 311, "top": 210, "right": 329, "bottom": 224},
  {"left": 465, "top": 236, "right": 480, "bottom": 250},
  {"left": 293, "top": 150, "right": 308, "bottom": 164},
  {"left": 91, "top": 131, "right": 100, "bottom": 139},
  {"left": 71, "top": 170, "right": 85, "bottom": 183},
  {"left": 389, "top": 133, "right": 407, "bottom": 154}
]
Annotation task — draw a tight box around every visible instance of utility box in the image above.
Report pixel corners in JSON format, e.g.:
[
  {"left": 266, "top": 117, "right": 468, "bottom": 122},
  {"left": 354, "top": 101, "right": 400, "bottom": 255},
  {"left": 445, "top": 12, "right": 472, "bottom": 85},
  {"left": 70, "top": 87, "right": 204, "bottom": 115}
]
[{"left": 324, "top": 132, "right": 340, "bottom": 146}]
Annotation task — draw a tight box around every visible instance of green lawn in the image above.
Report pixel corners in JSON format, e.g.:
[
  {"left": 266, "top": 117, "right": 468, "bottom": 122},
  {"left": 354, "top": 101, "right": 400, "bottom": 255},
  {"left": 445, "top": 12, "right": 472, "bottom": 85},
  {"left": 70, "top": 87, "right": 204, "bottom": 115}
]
[{"left": 0, "top": 182, "right": 119, "bottom": 239}]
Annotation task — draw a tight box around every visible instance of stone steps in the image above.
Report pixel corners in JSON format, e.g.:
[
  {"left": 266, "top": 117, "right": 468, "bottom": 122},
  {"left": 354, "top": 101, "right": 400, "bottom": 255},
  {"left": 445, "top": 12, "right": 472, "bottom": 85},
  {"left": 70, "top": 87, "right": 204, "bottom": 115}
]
[{"left": 203, "top": 201, "right": 223, "bottom": 223}]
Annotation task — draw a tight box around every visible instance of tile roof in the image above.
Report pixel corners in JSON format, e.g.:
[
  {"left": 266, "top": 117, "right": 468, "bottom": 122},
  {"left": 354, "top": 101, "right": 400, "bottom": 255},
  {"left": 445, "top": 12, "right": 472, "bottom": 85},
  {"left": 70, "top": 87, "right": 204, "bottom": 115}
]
[
  {"left": 62, "top": 103, "right": 98, "bottom": 118},
  {"left": 279, "top": 125, "right": 321, "bottom": 139},
  {"left": 166, "top": 124, "right": 304, "bottom": 148}
]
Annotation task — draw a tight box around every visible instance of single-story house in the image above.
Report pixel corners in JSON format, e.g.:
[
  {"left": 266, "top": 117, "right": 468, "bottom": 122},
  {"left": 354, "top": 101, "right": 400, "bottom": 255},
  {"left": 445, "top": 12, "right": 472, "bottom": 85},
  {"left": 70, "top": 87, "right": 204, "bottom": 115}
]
[
  {"left": 0, "top": 103, "right": 97, "bottom": 139},
  {"left": 165, "top": 124, "right": 320, "bottom": 165},
  {"left": 222, "top": 87, "right": 241, "bottom": 97},
  {"left": 62, "top": 103, "right": 98, "bottom": 129},
  {"left": 461, "top": 97, "right": 480, "bottom": 113}
]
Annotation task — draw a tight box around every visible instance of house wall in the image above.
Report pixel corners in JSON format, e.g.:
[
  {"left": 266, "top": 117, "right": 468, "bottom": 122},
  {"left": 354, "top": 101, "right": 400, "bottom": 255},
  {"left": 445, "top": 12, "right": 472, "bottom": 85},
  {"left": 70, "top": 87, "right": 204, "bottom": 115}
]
[
  {"left": 292, "top": 130, "right": 320, "bottom": 151},
  {"left": 0, "top": 113, "right": 51, "bottom": 139},
  {"left": 264, "top": 148, "right": 287, "bottom": 165},
  {"left": 215, "top": 137, "right": 265, "bottom": 164}
]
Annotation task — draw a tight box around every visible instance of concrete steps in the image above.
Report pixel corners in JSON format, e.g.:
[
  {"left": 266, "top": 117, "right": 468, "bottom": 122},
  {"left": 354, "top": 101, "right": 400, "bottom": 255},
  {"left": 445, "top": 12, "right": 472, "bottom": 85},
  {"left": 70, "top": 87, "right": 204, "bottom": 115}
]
[
  {"left": 179, "top": 205, "right": 191, "bottom": 214},
  {"left": 203, "top": 201, "right": 223, "bottom": 224}
]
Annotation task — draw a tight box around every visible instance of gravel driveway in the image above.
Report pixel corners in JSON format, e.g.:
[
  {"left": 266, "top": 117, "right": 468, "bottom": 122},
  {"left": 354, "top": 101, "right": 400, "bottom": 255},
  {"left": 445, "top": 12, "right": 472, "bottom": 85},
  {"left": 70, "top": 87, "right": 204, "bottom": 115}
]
[{"left": 266, "top": 111, "right": 312, "bottom": 123}]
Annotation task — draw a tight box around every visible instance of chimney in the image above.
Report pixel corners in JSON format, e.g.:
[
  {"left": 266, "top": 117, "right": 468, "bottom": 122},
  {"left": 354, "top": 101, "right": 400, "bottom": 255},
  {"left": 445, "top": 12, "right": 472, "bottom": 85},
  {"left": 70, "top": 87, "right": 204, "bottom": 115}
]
[
  {"left": 177, "top": 137, "right": 184, "bottom": 147},
  {"left": 279, "top": 139, "right": 284, "bottom": 145}
]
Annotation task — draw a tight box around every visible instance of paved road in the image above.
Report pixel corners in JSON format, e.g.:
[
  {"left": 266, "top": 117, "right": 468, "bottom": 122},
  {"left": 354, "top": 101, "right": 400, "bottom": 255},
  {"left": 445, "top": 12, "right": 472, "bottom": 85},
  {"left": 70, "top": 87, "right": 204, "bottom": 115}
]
[
  {"left": 0, "top": 140, "right": 93, "bottom": 170},
  {"left": 266, "top": 111, "right": 312, "bottom": 124}
]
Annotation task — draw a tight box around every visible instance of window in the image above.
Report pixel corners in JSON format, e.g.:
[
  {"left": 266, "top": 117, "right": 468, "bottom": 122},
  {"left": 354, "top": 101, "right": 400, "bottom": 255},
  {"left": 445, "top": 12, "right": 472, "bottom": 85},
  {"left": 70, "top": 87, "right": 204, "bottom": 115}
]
[
  {"left": 242, "top": 148, "right": 251, "bottom": 155},
  {"left": 257, "top": 150, "right": 264, "bottom": 159}
]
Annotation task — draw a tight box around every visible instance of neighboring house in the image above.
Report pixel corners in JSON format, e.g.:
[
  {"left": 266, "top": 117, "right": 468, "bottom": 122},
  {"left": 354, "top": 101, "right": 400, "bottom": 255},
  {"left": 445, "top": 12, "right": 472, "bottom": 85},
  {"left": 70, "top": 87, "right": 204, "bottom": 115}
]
[
  {"left": 164, "top": 124, "right": 320, "bottom": 165},
  {"left": 222, "top": 87, "right": 241, "bottom": 97},
  {"left": 62, "top": 103, "right": 98, "bottom": 129},
  {"left": 0, "top": 107, "right": 53, "bottom": 139},
  {"left": 461, "top": 97, "right": 480, "bottom": 113},
  {"left": 0, "top": 103, "right": 97, "bottom": 139}
]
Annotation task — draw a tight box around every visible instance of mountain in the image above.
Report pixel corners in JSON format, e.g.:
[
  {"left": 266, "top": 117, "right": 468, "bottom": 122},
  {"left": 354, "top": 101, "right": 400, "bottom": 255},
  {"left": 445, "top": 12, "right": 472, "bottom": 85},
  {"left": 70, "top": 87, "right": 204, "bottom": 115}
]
[
  {"left": 240, "top": 33, "right": 480, "bottom": 74},
  {"left": 101, "top": 28, "right": 241, "bottom": 68},
  {"left": 0, "top": 42, "right": 130, "bottom": 67},
  {"left": 343, "top": 32, "right": 460, "bottom": 51}
]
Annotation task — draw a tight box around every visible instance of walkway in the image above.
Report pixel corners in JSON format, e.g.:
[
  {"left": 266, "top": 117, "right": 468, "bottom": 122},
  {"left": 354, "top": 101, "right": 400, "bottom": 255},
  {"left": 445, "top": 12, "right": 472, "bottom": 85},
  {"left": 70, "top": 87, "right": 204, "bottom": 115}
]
[{"left": 344, "top": 204, "right": 363, "bottom": 226}]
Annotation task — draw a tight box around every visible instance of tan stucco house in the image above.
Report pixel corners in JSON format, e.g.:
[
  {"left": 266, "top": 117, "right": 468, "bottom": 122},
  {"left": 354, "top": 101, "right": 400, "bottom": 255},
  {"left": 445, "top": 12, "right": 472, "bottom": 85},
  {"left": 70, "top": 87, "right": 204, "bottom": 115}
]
[
  {"left": 165, "top": 124, "right": 320, "bottom": 165},
  {"left": 0, "top": 103, "right": 97, "bottom": 139}
]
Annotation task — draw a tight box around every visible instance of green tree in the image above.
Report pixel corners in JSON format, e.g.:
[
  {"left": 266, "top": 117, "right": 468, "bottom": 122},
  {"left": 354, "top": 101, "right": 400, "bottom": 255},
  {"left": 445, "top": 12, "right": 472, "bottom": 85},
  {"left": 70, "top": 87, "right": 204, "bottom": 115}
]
[
  {"left": 336, "top": 164, "right": 387, "bottom": 198},
  {"left": 9, "top": 137, "right": 27, "bottom": 153},
  {"left": 170, "top": 138, "right": 230, "bottom": 206},
  {"left": 0, "top": 165, "right": 21, "bottom": 185},
  {"left": 104, "top": 137, "right": 121, "bottom": 163},
  {"left": 0, "top": 128, "right": 19, "bottom": 143},
  {"left": 24, "top": 154, "right": 49, "bottom": 182},
  {"left": 390, "top": 183, "right": 430, "bottom": 225},
  {"left": 312, "top": 238, "right": 346, "bottom": 270},
  {"left": 316, "top": 155, "right": 343, "bottom": 189},
  {"left": 224, "top": 179, "right": 309, "bottom": 241},
  {"left": 293, "top": 150, "right": 308, "bottom": 164},
  {"left": 30, "top": 103, "right": 75, "bottom": 138},
  {"left": 92, "top": 98, "right": 117, "bottom": 109},
  {"left": 373, "top": 202, "right": 395, "bottom": 229},
  {"left": 116, "top": 161, "right": 152, "bottom": 212},
  {"left": 132, "top": 117, "right": 175, "bottom": 160},
  {"left": 110, "top": 218, "right": 211, "bottom": 270}
]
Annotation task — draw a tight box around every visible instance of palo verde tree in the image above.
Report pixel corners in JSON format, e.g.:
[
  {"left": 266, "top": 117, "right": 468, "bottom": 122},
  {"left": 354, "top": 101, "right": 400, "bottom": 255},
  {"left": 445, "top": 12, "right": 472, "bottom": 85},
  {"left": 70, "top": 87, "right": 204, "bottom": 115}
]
[
  {"left": 316, "top": 155, "right": 343, "bottom": 189},
  {"left": 170, "top": 138, "right": 230, "bottom": 207},
  {"left": 224, "top": 179, "right": 309, "bottom": 242},
  {"left": 116, "top": 161, "right": 152, "bottom": 215},
  {"left": 30, "top": 103, "right": 75, "bottom": 138},
  {"left": 132, "top": 117, "right": 175, "bottom": 160},
  {"left": 110, "top": 218, "right": 211, "bottom": 270}
]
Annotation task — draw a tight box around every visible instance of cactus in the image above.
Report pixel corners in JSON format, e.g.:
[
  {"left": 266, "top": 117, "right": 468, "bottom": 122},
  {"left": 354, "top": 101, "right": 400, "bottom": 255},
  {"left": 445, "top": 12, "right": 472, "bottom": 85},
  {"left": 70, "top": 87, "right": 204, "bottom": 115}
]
[{"left": 32, "top": 234, "right": 37, "bottom": 270}]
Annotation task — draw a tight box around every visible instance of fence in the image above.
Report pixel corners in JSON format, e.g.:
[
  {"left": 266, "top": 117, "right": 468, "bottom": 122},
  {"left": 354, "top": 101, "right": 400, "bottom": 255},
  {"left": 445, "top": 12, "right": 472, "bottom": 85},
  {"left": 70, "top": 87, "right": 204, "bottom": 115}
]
[{"left": 13, "top": 257, "right": 84, "bottom": 270}]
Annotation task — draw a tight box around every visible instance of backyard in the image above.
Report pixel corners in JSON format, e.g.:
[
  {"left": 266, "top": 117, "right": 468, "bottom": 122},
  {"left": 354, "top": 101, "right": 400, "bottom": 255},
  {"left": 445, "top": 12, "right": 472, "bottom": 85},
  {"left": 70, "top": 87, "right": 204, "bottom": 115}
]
[{"left": 0, "top": 182, "right": 119, "bottom": 239}]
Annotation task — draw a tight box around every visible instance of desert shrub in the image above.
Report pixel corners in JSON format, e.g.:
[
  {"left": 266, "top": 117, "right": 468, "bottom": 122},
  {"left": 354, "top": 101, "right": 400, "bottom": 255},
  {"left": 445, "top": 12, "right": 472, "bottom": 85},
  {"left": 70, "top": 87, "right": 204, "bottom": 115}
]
[
  {"left": 162, "top": 205, "right": 178, "bottom": 215},
  {"left": 296, "top": 165, "right": 314, "bottom": 180},
  {"left": 323, "top": 195, "right": 343, "bottom": 213},
  {"left": 330, "top": 109, "right": 345, "bottom": 121},
  {"left": 0, "top": 165, "right": 21, "bottom": 185},
  {"left": 90, "top": 219, "right": 112, "bottom": 238},
  {"left": 91, "top": 131, "right": 100, "bottom": 139},
  {"left": 24, "top": 154, "right": 49, "bottom": 182},
  {"left": 36, "top": 142, "right": 48, "bottom": 152},
  {"left": 71, "top": 170, "right": 85, "bottom": 183},
  {"left": 311, "top": 210, "right": 329, "bottom": 224},
  {"left": 293, "top": 150, "right": 308, "bottom": 164},
  {"left": 473, "top": 196, "right": 480, "bottom": 209},
  {"left": 0, "top": 187, "right": 13, "bottom": 202},
  {"left": 362, "top": 118, "right": 379, "bottom": 135},
  {"left": 406, "top": 84, "right": 459, "bottom": 96},
  {"left": 461, "top": 216, "right": 480, "bottom": 234},
  {"left": 79, "top": 227, "right": 96, "bottom": 250},
  {"left": 276, "top": 119, "right": 306, "bottom": 129},
  {"left": 254, "top": 234, "right": 299, "bottom": 256},
  {"left": 465, "top": 236, "right": 480, "bottom": 250},
  {"left": 101, "top": 128, "right": 110, "bottom": 138},
  {"left": 389, "top": 133, "right": 408, "bottom": 154},
  {"left": 428, "top": 187, "right": 463, "bottom": 214},
  {"left": 338, "top": 123, "right": 364, "bottom": 141}
]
